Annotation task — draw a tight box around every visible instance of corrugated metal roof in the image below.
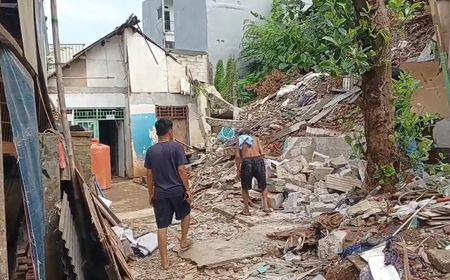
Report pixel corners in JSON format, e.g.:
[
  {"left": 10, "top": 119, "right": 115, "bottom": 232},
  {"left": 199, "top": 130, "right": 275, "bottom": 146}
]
[{"left": 59, "top": 192, "right": 85, "bottom": 280}]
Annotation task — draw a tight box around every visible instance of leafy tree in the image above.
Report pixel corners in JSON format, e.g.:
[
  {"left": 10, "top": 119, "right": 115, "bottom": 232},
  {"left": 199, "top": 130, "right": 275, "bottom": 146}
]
[
  {"left": 214, "top": 60, "right": 225, "bottom": 93},
  {"left": 224, "top": 58, "right": 238, "bottom": 104},
  {"left": 240, "top": 0, "right": 422, "bottom": 189}
]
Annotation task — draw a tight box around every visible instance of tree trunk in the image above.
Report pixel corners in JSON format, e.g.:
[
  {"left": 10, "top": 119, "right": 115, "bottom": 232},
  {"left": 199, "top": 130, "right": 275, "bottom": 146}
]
[{"left": 355, "top": 0, "right": 399, "bottom": 190}]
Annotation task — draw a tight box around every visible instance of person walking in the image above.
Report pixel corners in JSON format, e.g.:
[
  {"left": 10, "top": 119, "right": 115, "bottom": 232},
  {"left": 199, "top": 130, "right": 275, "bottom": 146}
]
[
  {"left": 145, "top": 118, "right": 193, "bottom": 270},
  {"left": 235, "top": 129, "right": 271, "bottom": 215}
]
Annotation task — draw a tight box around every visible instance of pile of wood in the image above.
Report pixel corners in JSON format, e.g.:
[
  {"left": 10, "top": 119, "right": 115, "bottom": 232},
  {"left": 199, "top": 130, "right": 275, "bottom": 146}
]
[
  {"left": 418, "top": 200, "right": 450, "bottom": 226},
  {"left": 75, "top": 170, "right": 133, "bottom": 279}
]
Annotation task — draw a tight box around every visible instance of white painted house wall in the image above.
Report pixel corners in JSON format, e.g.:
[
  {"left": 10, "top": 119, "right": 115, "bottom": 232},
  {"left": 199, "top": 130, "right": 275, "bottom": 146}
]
[
  {"left": 126, "top": 29, "right": 168, "bottom": 93},
  {"left": 49, "top": 27, "right": 206, "bottom": 178}
]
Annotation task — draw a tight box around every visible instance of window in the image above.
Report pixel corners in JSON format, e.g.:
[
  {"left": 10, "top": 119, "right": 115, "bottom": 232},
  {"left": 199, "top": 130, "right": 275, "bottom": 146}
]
[
  {"left": 156, "top": 106, "right": 188, "bottom": 119},
  {"left": 157, "top": 6, "right": 162, "bottom": 19},
  {"left": 164, "top": 10, "right": 171, "bottom": 31}
]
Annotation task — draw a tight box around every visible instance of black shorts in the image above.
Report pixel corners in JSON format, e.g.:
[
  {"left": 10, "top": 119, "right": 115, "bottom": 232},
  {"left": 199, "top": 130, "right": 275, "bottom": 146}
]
[
  {"left": 153, "top": 195, "right": 191, "bottom": 229},
  {"left": 241, "top": 156, "right": 266, "bottom": 191}
]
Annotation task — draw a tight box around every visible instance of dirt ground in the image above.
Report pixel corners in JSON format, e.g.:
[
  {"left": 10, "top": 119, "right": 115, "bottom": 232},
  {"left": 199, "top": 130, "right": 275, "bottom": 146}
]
[{"left": 104, "top": 179, "right": 320, "bottom": 280}]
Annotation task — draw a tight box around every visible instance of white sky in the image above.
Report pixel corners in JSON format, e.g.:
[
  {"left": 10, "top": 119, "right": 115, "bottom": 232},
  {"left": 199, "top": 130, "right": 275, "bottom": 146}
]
[{"left": 44, "top": 0, "right": 143, "bottom": 45}]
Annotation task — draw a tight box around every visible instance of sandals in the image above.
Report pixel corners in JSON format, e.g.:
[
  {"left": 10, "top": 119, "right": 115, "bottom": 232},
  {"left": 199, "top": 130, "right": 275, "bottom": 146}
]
[{"left": 239, "top": 210, "right": 252, "bottom": 216}]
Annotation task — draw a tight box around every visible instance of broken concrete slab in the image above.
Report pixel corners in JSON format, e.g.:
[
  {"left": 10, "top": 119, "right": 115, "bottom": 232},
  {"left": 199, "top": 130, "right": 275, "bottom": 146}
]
[
  {"left": 267, "top": 185, "right": 286, "bottom": 193},
  {"left": 249, "top": 190, "right": 262, "bottom": 200},
  {"left": 347, "top": 199, "right": 388, "bottom": 217},
  {"left": 268, "top": 193, "right": 284, "bottom": 209},
  {"left": 283, "top": 189, "right": 312, "bottom": 213},
  {"left": 308, "top": 167, "right": 334, "bottom": 183},
  {"left": 318, "top": 230, "right": 347, "bottom": 259},
  {"left": 277, "top": 165, "right": 307, "bottom": 185},
  {"left": 325, "top": 174, "right": 362, "bottom": 193},
  {"left": 284, "top": 183, "right": 304, "bottom": 193},
  {"left": 427, "top": 249, "right": 450, "bottom": 273},
  {"left": 330, "top": 155, "right": 348, "bottom": 169},
  {"left": 284, "top": 137, "right": 352, "bottom": 161},
  {"left": 179, "top": 230, "right": 269, "bottom": 268},
  {"left": 308, "top": 202, "right": 336, "bottom": 213}
]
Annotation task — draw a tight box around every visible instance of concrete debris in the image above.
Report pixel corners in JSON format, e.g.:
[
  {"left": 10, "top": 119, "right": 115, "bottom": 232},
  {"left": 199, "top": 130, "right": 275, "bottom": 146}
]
[
  {"left": 308, "top": 167, "right": 334, "bottom": 183},
  {"left": 308, "top": 202, "right": 336, "bottom": 214},
  {"left": 330, "top": 155, "right": 348, "bottom": 169},
  {"left": 268, "top": 193, "right": 285, "bottom": 209},
  {"left": 318, "top": 230, "right": 347, "bottom": 259},
  {"left": 325, "top": 174, "right": 362, "bottom": 193},
  {"left": 347, "top": 199, "right": 388, "bottom": 217},
  {"left": 306, "top": 126, "right": 340, "bottom": 136},
  {"left": 427, "top": 250, "right": 450, "bottom": 273}
]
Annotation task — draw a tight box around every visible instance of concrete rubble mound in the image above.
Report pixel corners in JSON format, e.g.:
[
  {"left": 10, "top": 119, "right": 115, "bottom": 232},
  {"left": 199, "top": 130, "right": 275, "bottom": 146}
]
[{"left": 180, "top": 70, "right": 450, "bottom": 279}]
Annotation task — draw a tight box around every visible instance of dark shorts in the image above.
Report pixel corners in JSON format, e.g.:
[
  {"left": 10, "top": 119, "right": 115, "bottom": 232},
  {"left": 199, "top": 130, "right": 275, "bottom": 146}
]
[
  {"left": 241, "top": 156, "right": 266, "bottom": 191},
  {"left": 153, "top": 195, "right": 191, "bottom": 229}
]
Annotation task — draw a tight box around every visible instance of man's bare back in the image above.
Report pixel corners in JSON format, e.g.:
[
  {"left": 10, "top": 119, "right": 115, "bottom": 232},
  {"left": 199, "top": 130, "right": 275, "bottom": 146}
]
[{"left": 240, "top": 136, "right": 264, "bottom": 158}]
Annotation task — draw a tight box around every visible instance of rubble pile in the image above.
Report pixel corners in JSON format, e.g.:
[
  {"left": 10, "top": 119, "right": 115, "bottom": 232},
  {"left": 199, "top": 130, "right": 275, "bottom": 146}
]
[
  {"left": 185, "top": 73, "right": 450, "bottom": 279},
  {"left": 237, "top": 73, "right": 359, "bottom": 143},
  {"left": 392, "top": 12, "right": 435, "bottom": 64}
]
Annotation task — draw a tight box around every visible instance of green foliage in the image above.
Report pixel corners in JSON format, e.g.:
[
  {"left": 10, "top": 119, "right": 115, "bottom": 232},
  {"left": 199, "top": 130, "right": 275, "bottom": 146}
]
[
  {"left": 214, "top": 60, "right": 225, "bottom": 93},
  {"left": 393, "top": 73, "right": 438, "bottom": 171},
  {"left": 240, "top": 0, "right": 420, "bottom": 86},
  {"left": 374, "top": 164, "right": 397, "bottom": 187},
  {"left": 223, "top": 58, "right": 238, "bottom": 103},
  {"left": 344, "top": 131, "right": 365, "bottom": 159},
  {"left": 428, "top": 153, "right": 450, "bottom": 178},
  {"left": 388, "top": 0, "right": 422, "bottom": 23}
]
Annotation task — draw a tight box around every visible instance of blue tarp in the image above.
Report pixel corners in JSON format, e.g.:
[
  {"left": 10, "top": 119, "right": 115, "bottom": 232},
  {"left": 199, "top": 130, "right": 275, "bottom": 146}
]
[{"left": 0, "top": 48, "right": 45, "bottom": 280}]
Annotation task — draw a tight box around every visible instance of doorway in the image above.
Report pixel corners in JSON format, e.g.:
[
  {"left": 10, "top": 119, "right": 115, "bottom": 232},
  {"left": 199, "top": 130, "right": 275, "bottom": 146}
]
[
  {"left": 156, "top": 106, "right": 189, "bottom": 145},
  {"left": 99, "top": 120, "right": 120, "bottom": 176},
  {"left": 72, "top": 108, "right": 126, "bottom": 177}
]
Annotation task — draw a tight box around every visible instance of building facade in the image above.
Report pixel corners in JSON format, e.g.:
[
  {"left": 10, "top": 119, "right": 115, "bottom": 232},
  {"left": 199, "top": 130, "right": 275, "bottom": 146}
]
[
  {"left": 142, "top": 0, "right": 273, "bottom": 67},
  {"left": 48, "top": 16, "right": 207, "bottom": 177}
]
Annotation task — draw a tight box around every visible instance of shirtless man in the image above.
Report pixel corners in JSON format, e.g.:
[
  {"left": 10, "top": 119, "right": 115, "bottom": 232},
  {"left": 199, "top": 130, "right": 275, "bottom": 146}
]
[{"left": 235, "top": 129, "right": 271, "bottom": 215}]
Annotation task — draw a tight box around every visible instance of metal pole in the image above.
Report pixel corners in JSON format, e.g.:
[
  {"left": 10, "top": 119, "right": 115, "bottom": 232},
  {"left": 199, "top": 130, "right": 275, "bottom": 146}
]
[{"left": 50, "top": 0, "right": 76, "bottom": 179}]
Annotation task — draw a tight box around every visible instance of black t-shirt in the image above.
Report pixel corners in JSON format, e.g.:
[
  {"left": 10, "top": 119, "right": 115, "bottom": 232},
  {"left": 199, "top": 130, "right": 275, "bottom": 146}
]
[{"left": 144, "top": 141, "right": 187, "bottom": 199}]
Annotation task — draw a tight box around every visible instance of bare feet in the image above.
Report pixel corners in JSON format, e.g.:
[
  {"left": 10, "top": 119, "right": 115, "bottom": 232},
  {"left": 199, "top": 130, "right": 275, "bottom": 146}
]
[
  {"left": 161, "top": 259, "right": 169, "bottom": 270},
  {"left": 179, "top": 237, "right": 194, "bottom": 251},
  {"left": 240, "top": 210, "right": 252, "bottom": 216},
  {"left": 263, "top": 208, "right": 273, "bottom": 215}
]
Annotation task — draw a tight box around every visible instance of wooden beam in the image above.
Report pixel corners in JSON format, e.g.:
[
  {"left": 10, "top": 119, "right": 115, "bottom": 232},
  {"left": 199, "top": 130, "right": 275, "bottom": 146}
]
[
  {"left": 0, "top": 23, "right": 23, "bottom": 57},
  {"left": 0, "top": 90, "right": 9, "bottom": 279},
  {"left": 2, "top": 142, "right": 16, "bottom": 156}
]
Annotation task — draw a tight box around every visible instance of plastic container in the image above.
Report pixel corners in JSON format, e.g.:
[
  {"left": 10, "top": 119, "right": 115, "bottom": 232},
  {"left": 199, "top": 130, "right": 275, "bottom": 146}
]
[{"left": 90, "top": 139, "right": 112, "bottom": 190}]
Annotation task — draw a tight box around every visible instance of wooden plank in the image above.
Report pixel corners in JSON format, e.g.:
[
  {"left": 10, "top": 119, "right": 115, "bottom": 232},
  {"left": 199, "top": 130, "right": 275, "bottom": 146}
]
[
  {"left": 91, "top": 193, "right": 121, "bottom": 227},
  {"left": 2, "top": 141, "right": 16, "bottom": 156},
  {"left": 0, "top": 88, "right": 8, "bottom": 279}
]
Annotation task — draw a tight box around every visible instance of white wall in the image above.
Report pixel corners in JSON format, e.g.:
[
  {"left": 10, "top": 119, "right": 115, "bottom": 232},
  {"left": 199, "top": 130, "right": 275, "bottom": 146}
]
[
  {"left": 126, "top": 29, "right": 169, "bottom": 93},
  {"left": 86, "top": 35, "right": 127, "bottom": 88},
  {"left": 49, "top": 93, "right": 126, "bottom": 108}
]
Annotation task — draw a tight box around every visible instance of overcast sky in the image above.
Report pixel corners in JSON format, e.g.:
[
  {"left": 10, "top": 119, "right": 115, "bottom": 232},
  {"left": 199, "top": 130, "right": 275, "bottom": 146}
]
[{"left": 44, "top": 0, "right": 143, "bottom": 45}]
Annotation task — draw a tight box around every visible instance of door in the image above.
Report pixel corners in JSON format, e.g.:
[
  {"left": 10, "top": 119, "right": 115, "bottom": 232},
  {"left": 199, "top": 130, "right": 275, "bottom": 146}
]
[
  {"left": 156, "top": 106, "right": 189, "bottom": 146},
  {"left": 172, "top": 119, "right": 189, "bottom": 146}
]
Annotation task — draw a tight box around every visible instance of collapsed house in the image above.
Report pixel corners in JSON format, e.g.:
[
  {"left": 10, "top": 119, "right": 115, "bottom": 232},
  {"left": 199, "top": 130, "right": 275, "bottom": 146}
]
[{"left": 48, "top": 15, "right": 209, "bottom": 178}]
